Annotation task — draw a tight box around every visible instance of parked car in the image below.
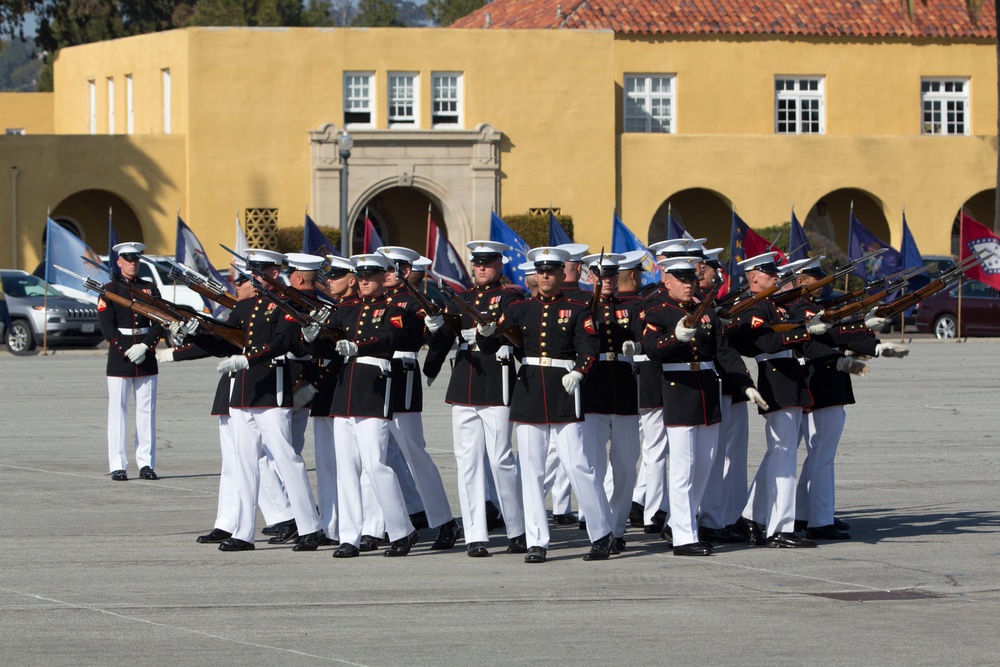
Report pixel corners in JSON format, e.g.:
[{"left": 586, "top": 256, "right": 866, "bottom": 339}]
[
  {"left": 914, "top": 278, "right": 1000, "bottom": 338},
  {"left": 891, "top": 255, "right": 958, "bottom": 331},
  {"left": 0, "top": 270, "right": 104, "bottom": 354}
]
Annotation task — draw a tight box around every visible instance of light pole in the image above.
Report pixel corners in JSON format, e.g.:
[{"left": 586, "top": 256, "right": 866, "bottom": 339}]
[{"left": 338, "top": 130, "right": 354, "bottom": 257}]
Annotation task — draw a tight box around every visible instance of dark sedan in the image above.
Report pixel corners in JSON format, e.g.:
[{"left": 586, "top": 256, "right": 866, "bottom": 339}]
[{"left": 914, "top": 279, "right": 1000, "bottom": 338}]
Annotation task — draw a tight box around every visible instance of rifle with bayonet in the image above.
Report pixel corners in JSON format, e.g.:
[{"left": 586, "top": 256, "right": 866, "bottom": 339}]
[
  {"left": 230, "top": 265, "right": 347, "bottom": 343},
  {"left": 54, "top": 265, "right": 177, "bottom": 327},
  {"left": 717, "top": 271, "right": 799, "bottom": 319},
  {"left": 219, "top": 244, "right": 326, "bottom": 313},
  {"left": 769, "top": 272, "right": 915, "bottom": 332},
  {"left": 436, "top": 279, "right": 523, "bottom": 347},
  {"left": 771, "top": 248, "right": 889, "bottom": 306},
  {"left": 144, "top": 256, "right": 238, "bottom": 310},
  {"left": 375, "top": 250, "right": 463, "bottom": 334},
  {"left": 589, "top": 248, "right": 605, "bottom": 330},
  {"left": 819, "top": 264, "right": 928, "bottom": 309},
  {"left": 873, "top": 251, "right": 990, "bottom": 320},
  {"left": 683, "top": 285, "right": 722, "bottom": 328}
]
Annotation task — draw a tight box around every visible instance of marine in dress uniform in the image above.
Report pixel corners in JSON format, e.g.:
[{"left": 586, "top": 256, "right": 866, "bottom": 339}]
[
  {"left": 485, "top": 246, "right": 613, "bottom": 563},
  {"left": 98, "top": 242, "right": 165, "bottom": 481},
  {"left": 424, "top": 241, "right": 527, "bottom": 557}
]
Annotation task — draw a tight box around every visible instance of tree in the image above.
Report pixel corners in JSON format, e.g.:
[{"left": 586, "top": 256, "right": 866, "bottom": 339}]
[
  {"left": 187, "top": 0, "right": 304, "bottom": 27},
  {"left": 351, "top": 0, "right": 400, "bottom": 26},
  {"left": 424, "top": 0, "right": 483, "bottom": 27},
  {"left": 0, "top": 37, "right": 42, "bottom": 91}
]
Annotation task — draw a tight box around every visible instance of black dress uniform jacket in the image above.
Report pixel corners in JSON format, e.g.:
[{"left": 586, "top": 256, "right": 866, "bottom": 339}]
[
  {"left": 227, "top": 297, "right": 306, "bottom": 409},
  {"left": 643, "top": 296, "right": 753, "bottom": 426},
  {"left": 582, "top": 294, "right": 644, "bottom": 415},
  {"left": 97, "top": 278, "right": 164, "bottom": 377},
  {"left": 424, "top": 282, "right": 521, "bottom": 407},
  {"left": 634, "top": 285, "right": 671, "bottom": 410},
  {"left": 308, "top": 295, "right": 358, "bottom": 418},
  {"left": 384, "top": 285, "right": 429, "bottom": 413},
  {"left": 484, "top": 292, "right": 599, "bottom": 424},
  {"left": 311, "top": 295, "right": 405, "bottom": 419}
]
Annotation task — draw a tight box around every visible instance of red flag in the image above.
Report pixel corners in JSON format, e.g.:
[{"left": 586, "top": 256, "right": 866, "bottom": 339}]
[
  {"left": 425, "top": 209, "right": 472, "bottom": 290},
  {"left": 959, "top": 212, "right": 1000, "bottom": 290},
  {"left": 363, "top": 216, "right": 384, "bottom": 255}
]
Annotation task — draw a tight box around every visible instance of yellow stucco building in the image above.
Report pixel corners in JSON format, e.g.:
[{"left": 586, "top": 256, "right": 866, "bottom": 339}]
[{"left": 0, "top": 0, "right": 995, "bottom": 272}]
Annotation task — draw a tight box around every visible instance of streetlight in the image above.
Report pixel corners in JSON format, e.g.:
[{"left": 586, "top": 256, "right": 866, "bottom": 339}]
[{"left": 338, "top": 130, "right": 354, "bottom": 257}]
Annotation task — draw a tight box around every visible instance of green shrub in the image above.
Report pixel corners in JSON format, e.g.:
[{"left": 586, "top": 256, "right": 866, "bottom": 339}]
[
  {"left": 275, "top": 225, "right": 342, "bottom": 254},
  {"left": 503, "top": 214, "right": 574, "bottom": 248}
]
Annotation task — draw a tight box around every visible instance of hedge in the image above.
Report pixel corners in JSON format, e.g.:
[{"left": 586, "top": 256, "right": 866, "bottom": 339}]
[{"left": 503, "top": 214, "right": 574, "bottom": 248}]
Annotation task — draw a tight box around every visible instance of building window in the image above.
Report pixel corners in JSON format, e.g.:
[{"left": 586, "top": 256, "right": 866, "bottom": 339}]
[
  {"left": 624, "top": 74, "right": 675, "bottom": 133},
  {"left": 344, "top": 72, "right": 374, "bottom": 127},
  {"left": 6, "top": 128, "right": 25, "bottom": 135},
  {"left": 431, "top": 72, "right": 462, "bottom": 127},
  {"left": 922, "top": 78, "right": 970, "bottom": 135},
  {"left": 88, "top": 79, "right": 96, "bottom": 135},
  {"left": 107, "top": 77, "right": 115, "bottom": 134},
  {"left": 775, "top": 76, "right": 824, "bottom": 134},
  {"left": 126, "top": 74, "right": 134, "bottom": 134},
  {"left": 244, "top": 208, "right": 280, "bottom": 250},
  {"left": 388, "top": 72, "right": 418, "bottom": 127},
  {"left": 162, "top": 68, "right": 171, "bottom": 134}
]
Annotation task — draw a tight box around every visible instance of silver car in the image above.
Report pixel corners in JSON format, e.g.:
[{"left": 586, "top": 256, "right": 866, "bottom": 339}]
[{"left": 1, "top": 270, "right": 104, "bottom": 355}]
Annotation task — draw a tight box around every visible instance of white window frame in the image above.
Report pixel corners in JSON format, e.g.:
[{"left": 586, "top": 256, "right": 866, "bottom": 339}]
[
  {"left": 921, "top": 77, "right": 970, "bottom": 136},
  {"left": 623, "top": 74, "right": 676, "bottom": 134},
  {"left": 388, "top": 72, "right": 419, "bottom": 127},
  {"left": 431, "top": 72, "right": 463, "bottom": 128},
  {"left": 107, "top": 77, "right": 115, "bottom": 134},
  {"left": 126, "top": 74, "right": 134, "bottom": 134},
  {"left": 343, "top": 72, "right": 375, "bottom": 128},
  {"left": 162, "top": 68, "right": 171, "bottom": 135},
  {"left": 774, "top": 76, "right": 825, "bottom": 135},
  {"left": 88, "top": 79, "right": 96, "bottom": 135}
]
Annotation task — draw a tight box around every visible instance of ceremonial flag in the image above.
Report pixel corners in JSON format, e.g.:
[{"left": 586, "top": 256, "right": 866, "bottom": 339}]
[
  {"left": 848, "top": 214, "right": 901, "bottom": 282},
  {"left": 728, "top": 211, "right": 786, "bottom": 286},
  {"left": 611, "top": 212, "right": 660, "bottom": 287},
  {"left": 234, "top": 214, "right": 249, "bottom": 256},
  {"left": 43, "top": 217, "right": 102, "bottom": 303},
  {"left": 959, "top": 211, "right": 1000, "bottom": 290},
  {"left": 667, "top": 211, "right": 690, "bottom": 240},
  {"left": 788, "top": 211, "right": 812, "bottom": 262},
  {"left": 108, "top": 210, "right": 120, "bottom": 276},
  {"left": 304, "top": 213, "right": 339, "bottom": 257},
  {"left": 490, "top": 212, "right": 530, "bottom": 287},
  {"left": 176, "top": 216, "right": 233, "bottom": 316},
  {"left": 363, "top": 216, "right": 383, "bottom": 255},
  {"left": 548, "top": 210, "right": 573, "bottom": 246},
  {"left": 900, "top": 215, "right": 926, "bottom": 275},
  {"left": 425, "top": 214, "right": 472, "bottom": 291},
  {"left": 0, "top": 272, "right": 10, "bottom": 329}
]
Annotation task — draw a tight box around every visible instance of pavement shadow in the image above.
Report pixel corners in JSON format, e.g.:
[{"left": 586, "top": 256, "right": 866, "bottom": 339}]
[{"left": 833, "top": 506, "right": 1000, "bottom": 544}]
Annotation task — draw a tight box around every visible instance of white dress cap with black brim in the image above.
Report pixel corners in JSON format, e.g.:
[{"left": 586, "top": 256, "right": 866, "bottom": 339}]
[
  {"left": 245, "top": 248, "right": 284, "bottom": 267},
  {"left": 555, "top": 243, "right": 589, "bottom": 262},
  {"left": 412, "top": 256, "right": 431, "bottom": 272},
  {"left": 376, "top": 246, "right": 421, "bottom": 265},
  {"left": 737, "top": 251, "right": 780, "bottom": 275},
  {"left": 703, "top": 247, "right": 724, "bottom": 268},
  {"left": 518, "top": 260, "right": 537, "bottom": 276},
  {"left": 796, "top": 255, "right": 827, "bottom": 278},
  {"left": 617, "top": 249, "right": 650, "bottom": 271},
  {"left": 657, "top": 255, "right": 701, "bottom": 280},
  {"left": 527, "top": 246, "right": 571, "bottom": 270},
  {"left": 777, "top": 257, "right": 813, "bottom": 279},
  {"left": 324, "top": 255, "right": 355, "bottom": 277},
  {"left": 350, "top": 253, "right": 394, "bottom": 276},
  {"left": 467, "top": 240, "right": 510, "bottom": 264},
  {"left": 284, "top": 252, "right": 326, "bottom": 272},
  {"left": 113, "top": 242, "right": 146, "bottom": 258},
  {"left": 581, "top": 252, "right": 626, "bottom": 276},
  {"left": 649, "top": 238, "right": 696, "bottom": 258}
]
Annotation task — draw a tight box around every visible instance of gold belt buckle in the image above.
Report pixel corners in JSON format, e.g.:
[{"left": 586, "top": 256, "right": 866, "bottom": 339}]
[
  {"left": 539, "top": 357, "right": 552, "bottom": 367},
  {"left": 606, "top": 352, "right": 616, "bottom": 361},
  {"left": 689, "top": 361, "right": 701, "bottom": 371}
]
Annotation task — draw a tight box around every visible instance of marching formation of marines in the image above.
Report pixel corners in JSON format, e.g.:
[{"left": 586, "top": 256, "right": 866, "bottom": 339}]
[{"left": 94, "top": 229, "right": 978, "bottom": 563}]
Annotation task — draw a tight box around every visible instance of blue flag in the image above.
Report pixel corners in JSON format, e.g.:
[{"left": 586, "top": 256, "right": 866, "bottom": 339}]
[
  {"left": 667, "top": 212, "right": 689, "bottom": 240},
  {"left": 490, "top": 212, "right": 530, "bottom": 288},
  {"left": 304, "top": 214, "right": 340, "bottom": 257},
  {"left": 788, "top": 212, "right": 812, "bottom": 262},
  {"left": 108, "top": 213, "right": 120, "bottom": 276},
  {"left": 44, "top": 218, "right": 104, "bottom": 302},
  {"left": 900, "top": 214, "right": 927, "bottom": 275},
  {"left": 611, "top": 212, "right": 660, "bottom": 287},
  {"left": 176, "top": 216, "right": 233, "bottom": 315},
  {"left": 426, "top": 217, "right": 472, "bottom": 291},
  {"left": 548, "top": 210, "right": 573, "bottom": 246},
  {"left": 848, "top": 214, "right": 902, "bottom": 282}
]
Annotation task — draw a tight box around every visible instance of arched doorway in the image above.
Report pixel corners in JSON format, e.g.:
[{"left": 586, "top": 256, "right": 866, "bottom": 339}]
[
  {"left": 804, "top": 188, "right": 888, "bottom": 250},
  {"left": 349, "top": 187, "right": 446, "bottom": 255},
  {"left": 48, "top": 189, "right": 143, "bottom": 254},
  {"left": 648, "top": 188, "right": 732, "bottom": 247}
]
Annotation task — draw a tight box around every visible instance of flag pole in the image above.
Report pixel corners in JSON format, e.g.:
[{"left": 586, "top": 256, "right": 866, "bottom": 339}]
[
  {"left": 42, "top": 211, "right": 50, "bottom": 355},
  {"left": 845, "top": 201, "right": 854, "bottom": 293},
  {"left": 899, "top": 203, "right": 906, "bottom": 342},
  {"left": 956, "top": 210, "right": 964, "bottom": 342}
]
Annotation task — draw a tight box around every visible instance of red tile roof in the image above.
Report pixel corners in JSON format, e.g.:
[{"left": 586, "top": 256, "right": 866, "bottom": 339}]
[{"left": 450, "top": 0, "right": 995, "bottom": 39}]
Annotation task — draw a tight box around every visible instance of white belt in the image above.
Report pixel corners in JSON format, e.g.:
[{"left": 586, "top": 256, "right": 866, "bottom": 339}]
[
  {"left": 353, "top": 356, "right": 392, "bottom": 373},
  {"left": 458, "top": 343, "right": 477, "bottom": 351},
  {"left": 119, "top": 327, "right": 149, "bottom": 335},
  {"left": 522, "top": 357, "right": 575, "bottom": 370},
  {"left": 662, "top": 361, "right": 716, "bottom": 372},
  {"left": 393, "top": 351, "right": 419, "bottom": 361},
  {"left": 632, "top": 354, "right": 650, "bottom": 362},
  {"left": 285, "top": 352, "right": 312, "bottom": 361},
  {"left": 754, "top": 350, "right": 794, "bottom": 363},
  {"left": 599, "top": 352, "right": 633, "bottom": 363}
]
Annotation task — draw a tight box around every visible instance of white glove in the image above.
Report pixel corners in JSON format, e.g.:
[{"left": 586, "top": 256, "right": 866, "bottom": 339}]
[
  {"left": 745, "top": 387, "right": 770, "bottom": 411},
  {"left": 293, "top": 383, "right": 317, "bottom": 409},
  {"left": 864, "top": 307, "right": 888, "bottom": 331},
  {"left": 461, "top": 328, "right": 478, "bottom": 345},
  {"left": 424, "top": 314, "right": 445, "bottom": 333},
  {"left": 674, "top": 318, "right": 697, "bottom": 343},
  {"left": 836, "top": 356, "right": 870, "bottom": 377},
  {"left": 875, "top": 342, "right": 909, "bottom": 358},
  {"left": 217, "top": 355, "right": 249, "bottom": 374},
  {"left": 426, "top": 375, "right": 435, "bottom": 387},
  {"left": 561, "top": 370, "right": 583, "bottom": 395},
  {"left": 335, "top": 339, "right": 359, "bottom": 357},
  {"left": 477, "top": 322, "right": 497, "bottom": 338},
  {"left": 309, "top": 306, "right": 331, "bottom": 324},
  {"left": 302, "top": 322, "right": 321, "bottom": 343},
  {"left": 155, "top": 348, "right": 175, "bottom": 364},
  {"left": 622, "top": 340, "right": 641, "bottom": 356},
  {"left": 806, "top": 311, "right": 831, "bottom": 335},
  {"left": 125, "top": 343, "right": 147, "bottom": 364}
]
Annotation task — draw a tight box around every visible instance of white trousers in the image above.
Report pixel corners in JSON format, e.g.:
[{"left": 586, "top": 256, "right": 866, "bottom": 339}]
[
  {"left": 334, "top": 416, "right": 413, "bottom": 547},
  {"left": 213, "top": 416, "right": 238, "bottom": 533},
  {"left": 230, "top": 407, "right": 320, "bottom": 543},
  {"left": 635, "top": 407, "right": 669, "bottom": 524},
  {"left": 257, "top": 455, "right": 293, "bottom": 526},
  {"left": 452, "top": 404, "right": 525, "bottom": 543},
  {"left": 699, "top": 396, "right": 748, "bottom": 530},
  {"left": 388, "top": 412, "right": 453, "bottom": 527},
  {"left": 517, "top": 422, "right": 611, "bottom": 548},
  {"left": 313, "top": 416, "right": 338, "bottom": 539},
  {"left": 107, "top": 375, "right": 157, "bottom": 472},
  {"left": 796, "top": 406, "right": 847, "bottom": 527},
  {"left": 387, "top": 434, "right": 427, "bottom": 516},
  {"left": 586, "top": 413, "right": 641, "bottom": 538},
  {"left": 743, "top": 407, "right": 802, "bottom": 536},
  {"left": 543, "top": 433, "right": 574, "bottom": 514},
  {"left": 667, "top": 423, "right": 720, "bottom": 547}
]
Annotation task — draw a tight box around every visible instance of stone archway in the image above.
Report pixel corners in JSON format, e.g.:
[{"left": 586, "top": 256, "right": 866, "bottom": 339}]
[
  {"left": 48, "top": 189, "right": 143, "bottom": 253},
  {"left": 805, "top": 188, "right": 888, "bottom": 249},
  {"left": 648, "top": 188, "right": 733, "bottom": 248}
]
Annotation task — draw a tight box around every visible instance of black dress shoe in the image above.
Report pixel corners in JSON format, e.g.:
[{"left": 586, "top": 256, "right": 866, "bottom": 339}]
[
  {"left": 794, "top": 519, "right": 808, "bottom": 532},
  {"left": 333, "top": 544, "right": 360, "bottom": 558},
  {"left": 806, "top": 525, "right": 851, "bottom": 540},
  {"left": 643, "top": 509, "right": 667, "bottom": 534},
  {"left": 110, "top": 470, "right": 127, "bottom": 481},
  {"left": 674, "top": 542, "right": 713, "bottom": 556},
  {"left": 699, "top": 526, "right": 745, "bottom": 544},
  {"left": 834, "top": 517, "right": 851, "bottom": 531},
  {"left": 659, "top": 525, "right": 673, "bottom": 542},
  {"left": 611, "top": 536, "right": 627, "bottom": 554},
  {"left": 196, "top": 528, "right": 232, "bottom": 544},
  {"left": 138, "top": 466, "right": 158, "bottom": 480},
  {"left": 359, "top": 535, "right": 381, "bottom": 552},
  {"left": 735, "top": 517, "right": 766, "bottom": 545},
  {"left": 583, "top": 533, "right": 613, "bottom": 561},
  {"left": 505, "top": 533, "right": 527, "bottom": 554},
  {"left": 524, "top": 546, "right": 547, "bottom": 563},
  {"left": 266, "top": 519, "right": 298, "bottom": 544},
  {"left": 292, "top": 530, "right": 324, "bottom": 551},
  {"left": 261, "top": 523, "right": 281, "bottom": 536},
  {"left": 409, "top": 511, "right": 430, "bottom": 531},
  {"left": 629, "top": 502, "right": 645, "bottom": 528},
  {"left": 218, "top": 538, "right": 255, "bottom": 551},
  {"left": 383, "top": 531, "right": 418, "bottom": 557},
  {"left": 553, "top": 512, "right": 578, "bottom": 525},
  {"left": 485, "top": 501, "right": 506, "bottom": 532},
  {"left": 317, "top": 535, "right": 339, "bottom": 547},
  {"left": 467, "top": 542, "right": 491, "bottom": 558},
  {"left": 578, "top": 520, "right": 588, "bottom": 532},
  {"left": 766, "top": 532, "right": 817, "bottom": 548},
  {"left": 430, "top": 519, "right": 461, "bottom": 550}
]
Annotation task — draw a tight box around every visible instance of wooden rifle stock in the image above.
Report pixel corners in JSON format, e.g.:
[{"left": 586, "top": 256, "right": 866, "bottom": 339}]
[
  {"left": 683, "top": 287, "right": 720, "bottom": 328},
  {"left": 772, "top": 273, "right": 836, "bottom": 305},
  {"left": 253, "top": 270, "right": 324, "bottom": 312},
  {"left": 186, "top": 280, "right": 239, "bottom": 310},
  {"left": 100, "top": 289, "right": 178, "bottom": 326},
  {"left": 719, "top": 283, "right": 779, "bottom": 319},
  {"left": 437, "top": 281, "right": 521, "bottom": 346}
]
